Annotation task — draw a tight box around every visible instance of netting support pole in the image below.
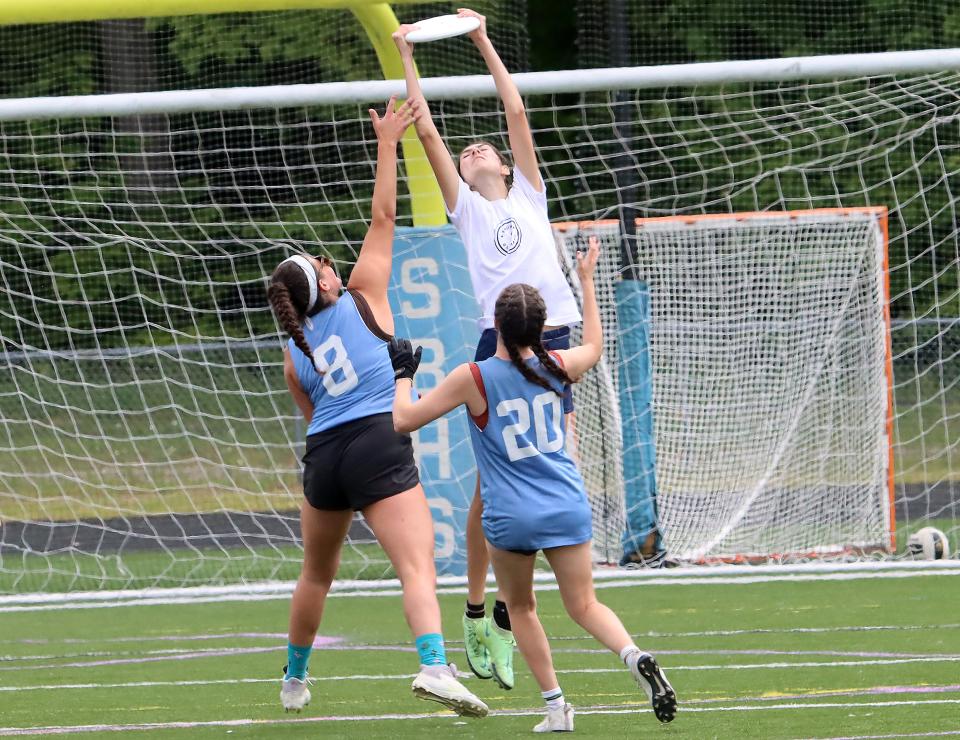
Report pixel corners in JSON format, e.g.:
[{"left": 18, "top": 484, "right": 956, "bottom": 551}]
[{"left": 608, "top": 0, "right": 661, "bottom": 563}]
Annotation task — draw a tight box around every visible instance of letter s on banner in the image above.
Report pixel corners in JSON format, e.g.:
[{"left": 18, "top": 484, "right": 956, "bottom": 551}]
[
  {"left": 400, "top": 258, "right": 440, "bottom": 319},
  {"left": 429, "top": 497, "right": 456, "bottom": 560}
]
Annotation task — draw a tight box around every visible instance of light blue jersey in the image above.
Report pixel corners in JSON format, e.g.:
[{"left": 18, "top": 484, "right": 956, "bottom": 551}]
[
  {"left": 468, "top": 355, "right": 592, "bottom": 552},
  {"left": 289, "top": 290, "right": 395, "bottom": 435}
]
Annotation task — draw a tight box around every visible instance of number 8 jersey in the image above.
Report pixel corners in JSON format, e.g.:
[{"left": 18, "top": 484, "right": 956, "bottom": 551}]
[
  {"left": 290, "top": 290, "right": 396, "bottom": 435},
  {"left": 468, "top": 355, "right": 593, "bottom": 552}
]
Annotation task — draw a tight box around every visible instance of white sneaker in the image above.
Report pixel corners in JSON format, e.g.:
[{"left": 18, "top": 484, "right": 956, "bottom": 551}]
[
  {"left": 533, "top": 703, "right": 574, "bottom": 732},
  {"left": 411, "top": 663, "right": 489, "bottom": 718},
  {"left": 626, "top": 650, "right": 677, "bottom": 723},
  {"left": 280, "top": 676, "right": 311, "bottom": 713}
]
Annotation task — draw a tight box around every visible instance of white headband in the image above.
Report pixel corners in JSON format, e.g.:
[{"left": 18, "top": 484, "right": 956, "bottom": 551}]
[{"left": 280, "top": 255, "right": 318, "bottom": 314}]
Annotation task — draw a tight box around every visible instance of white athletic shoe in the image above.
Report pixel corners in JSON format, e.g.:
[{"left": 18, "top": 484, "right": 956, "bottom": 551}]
[
  {"left": 411, "top": 663, "right": 489, "bottom": 718},
  {"left": 626, "top": 650, "right": 677, "bottom": 723},
  {"left": 533, "top": 703, "right": 574, "bottom": 732},
  {"left": 280, "top": 676, "right": 311, "bottom": 713}
]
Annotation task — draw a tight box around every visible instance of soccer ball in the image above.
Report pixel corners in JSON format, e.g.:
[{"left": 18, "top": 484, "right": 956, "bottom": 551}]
[{"left": 906, "top": 527, "right": 950, "bottom": 560}]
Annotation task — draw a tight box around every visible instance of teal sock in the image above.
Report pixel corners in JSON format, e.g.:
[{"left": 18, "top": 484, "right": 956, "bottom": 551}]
[
  {"left": 415, "top": 633, "right": 447, "bottom": 666},
  {"left": 286, "top": 641, "right": 312, "bottom": 680}
]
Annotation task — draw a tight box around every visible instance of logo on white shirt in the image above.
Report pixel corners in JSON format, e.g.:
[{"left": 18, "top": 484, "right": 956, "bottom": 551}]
[{"left": 495, "top": 217, "right": 522, "bottom": 256}]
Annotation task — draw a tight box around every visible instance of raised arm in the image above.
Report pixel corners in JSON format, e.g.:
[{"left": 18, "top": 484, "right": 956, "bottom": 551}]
[
  {"left": 392, "top": 28, "right": 462, "bottom": 211},
  {"left": 389, "top": 339, "right": 486, "bottom": 433},
  {"left": 347, "top": 96, "right": 418, "bottom": 329},
  {"left": 459, "top": 8, "right": 541, "bottom": 191},
  {"left": 556, "top": 236, "right": 602, "bottom": 380}
]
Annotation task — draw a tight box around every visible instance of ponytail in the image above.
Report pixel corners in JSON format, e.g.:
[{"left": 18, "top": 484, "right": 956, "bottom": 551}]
[
  {"left": 531, "top": 342, "right": 574, "bottom": 389},
  {"left": 504, "top": 336, "right": 559, "bottom": 396},
  {"left": 266, "top": 280, "right": 315, "bottom": 369},
  {"left": 495, "top": 283, "right": 570, "bottom": 397}
]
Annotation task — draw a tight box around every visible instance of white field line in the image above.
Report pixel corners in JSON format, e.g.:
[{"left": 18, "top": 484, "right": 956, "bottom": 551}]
[
  {"left": 4, "top": 560, "right": 959, "bottom": 604},
  {"left": 3, "top": 622, "right": 957, "bottom": 647},
  {"left": 1, "top": 699, "right": 959, "bottom": 735},
  {"left": 2, "top": 566, "right": 958, "bottom": 613},
  {"left": 3, "top": 654, "right": 960, "bottom": 685},
  {"left": 4, "top": 646, "right": 951, "bottom": 664},
  {"left": 810, "top": 733, "right": 960, "bottom": 740}
]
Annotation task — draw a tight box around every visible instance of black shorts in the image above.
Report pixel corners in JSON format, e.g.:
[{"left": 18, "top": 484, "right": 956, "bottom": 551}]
[
  {"left": 474, "top": 326, "right": 575, "bottom": 413},
  {"left": 302, "top": 413, "right": 420, "bottom": 511}
]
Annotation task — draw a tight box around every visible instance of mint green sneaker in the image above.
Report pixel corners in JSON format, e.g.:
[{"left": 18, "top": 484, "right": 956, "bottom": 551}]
[
  {"left": 484, "top": 621, "right": 516, "bottom": 690},
  {"left": 462, "top": 614, "right": 493, "bottom": 679}
]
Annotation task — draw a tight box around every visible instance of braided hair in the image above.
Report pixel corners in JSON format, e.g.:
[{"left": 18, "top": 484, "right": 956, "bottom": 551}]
[
  {"left": 494, "top": 283, "right": 573, "bottom": 396},
  {"left": 266, "top": 258, "right": 329, "bottom": 370}
]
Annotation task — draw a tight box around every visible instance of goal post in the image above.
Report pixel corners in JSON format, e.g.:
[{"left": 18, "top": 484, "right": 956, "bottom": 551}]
[{"left": 555, "top": 209, "right": 894, "bottom": 562}]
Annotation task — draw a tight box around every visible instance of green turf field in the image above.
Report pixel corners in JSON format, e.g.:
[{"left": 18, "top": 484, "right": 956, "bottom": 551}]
[{"left": 0, "top": 571, "right": 956, "bottom": 738}]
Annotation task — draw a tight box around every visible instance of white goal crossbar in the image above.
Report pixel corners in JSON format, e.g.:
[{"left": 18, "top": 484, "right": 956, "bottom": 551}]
[{"left": 0, "top": 49, "right": 958, "bottom": 120}]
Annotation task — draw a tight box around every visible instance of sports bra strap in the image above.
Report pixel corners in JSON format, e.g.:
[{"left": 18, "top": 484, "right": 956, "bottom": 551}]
[{"left": 467, "top": 363, "right": 489, "bottom": 430}]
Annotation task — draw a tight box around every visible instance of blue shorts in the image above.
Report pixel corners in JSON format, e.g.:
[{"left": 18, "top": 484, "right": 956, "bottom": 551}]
[{"left": 474, "top": 326, "right": 574, "bottom": 414}]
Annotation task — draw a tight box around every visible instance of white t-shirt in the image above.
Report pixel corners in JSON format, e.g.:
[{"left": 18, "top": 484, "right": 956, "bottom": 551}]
[{"left": 447, "top": 168, "right": 582, "bottom": 331}]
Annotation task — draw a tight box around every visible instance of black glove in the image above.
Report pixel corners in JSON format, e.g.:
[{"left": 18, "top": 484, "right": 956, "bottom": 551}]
[{"left": 389, "top": 337, "right": 422, "bottom": 381}]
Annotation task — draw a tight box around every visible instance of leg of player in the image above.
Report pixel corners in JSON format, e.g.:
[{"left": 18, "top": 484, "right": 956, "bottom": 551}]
[
  {"left": 281, "top": 501, "right": 353, "bottom": 712},
  {"left": 363, "top": 485, "right": 489, "bottom": 718},
  {"left": 463, "top": 482, "right": 493, "bottom": 679},
  {"left": 467, "top": 490, "right": 515, "bottom": 689},
  {"left": 489, "top": 547, "right": 573, "bottom": 732},
  {"left": 544, "top": 542, "right": 677, "bottom": 723}
]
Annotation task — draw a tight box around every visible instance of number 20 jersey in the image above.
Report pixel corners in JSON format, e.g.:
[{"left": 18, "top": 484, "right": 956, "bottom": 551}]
[
  {"left": 468, "top": 355, "right": 592, "bottom": 552},
  {"left": 289, "top": 290, "right": 395, "bottom": 435}
]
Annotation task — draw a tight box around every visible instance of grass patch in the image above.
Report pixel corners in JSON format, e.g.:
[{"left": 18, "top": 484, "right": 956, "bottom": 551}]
[{"left": 0, "top": 574, "right": 954, "bottom": 738}]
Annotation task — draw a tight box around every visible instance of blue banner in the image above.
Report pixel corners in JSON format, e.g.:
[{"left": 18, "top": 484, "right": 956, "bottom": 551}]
[{"left": 388, "top": 225, "right": 478, "bottom": 576}]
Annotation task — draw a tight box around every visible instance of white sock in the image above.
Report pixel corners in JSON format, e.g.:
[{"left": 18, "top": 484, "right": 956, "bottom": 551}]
[
  {"left": 619, "top": 645, "right": 642, "bottom": 666},
  {"left": 542, "top": 687, "right": 565, "bottom": 711},
  {"left": 421, "top": 663, "right": 451, "bottom": 677}
]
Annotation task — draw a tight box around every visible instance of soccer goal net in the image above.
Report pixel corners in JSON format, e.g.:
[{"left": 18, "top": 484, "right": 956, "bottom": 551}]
[
  {"left": 1, "top": 50, "right": 958, "bottom": 593},
  {"left": 555, "top": 210, "right": 892, "bottom": 562}
]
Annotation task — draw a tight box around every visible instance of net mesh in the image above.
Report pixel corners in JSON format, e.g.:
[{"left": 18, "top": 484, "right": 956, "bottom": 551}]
[
  {"left": 558, "top": 212, "right": 891, "bottom": 561},
  {"left": 0, "top": 66, "right": 958, "bottom": 591},
  {"left": 574, "top": 1, "right": 960, "bottom": 68}
]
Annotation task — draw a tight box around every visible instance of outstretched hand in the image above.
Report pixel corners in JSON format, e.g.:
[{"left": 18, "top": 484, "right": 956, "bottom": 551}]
[
  {"left": 392, "top": 24, "right": 417, "bottom": 57},
  {"left": 576, "top": 235, "right": 601, "bottom": 282},
  {"left": 457, "top": 8, "right": 487, "bottom": 41},
  {"left": 369, "top": 95, "right": 420, "bottom": 145},
  {"left": 389, "top": 337, "right": 423, "bottom": 381}
]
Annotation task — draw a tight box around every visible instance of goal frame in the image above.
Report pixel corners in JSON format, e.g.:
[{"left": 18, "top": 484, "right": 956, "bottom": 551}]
[
  {"left": 556, "top": 207, "right": 895, "bottom": 561},
  {"left": 2, "top": 45, "right": 954, "bottom": 592}
]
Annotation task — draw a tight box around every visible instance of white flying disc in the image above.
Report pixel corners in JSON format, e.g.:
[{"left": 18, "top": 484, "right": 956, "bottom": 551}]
[{"left": 405, "top": 14, "right": 480, "bottom": 43}]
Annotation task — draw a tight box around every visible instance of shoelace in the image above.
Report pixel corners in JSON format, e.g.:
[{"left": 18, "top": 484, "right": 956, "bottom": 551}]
[
  {"left": 284, "top": 675, "right": 316, "bottom": 687},
  {"left": 465, "top": 626, "right": 485, "bottom": 653}
]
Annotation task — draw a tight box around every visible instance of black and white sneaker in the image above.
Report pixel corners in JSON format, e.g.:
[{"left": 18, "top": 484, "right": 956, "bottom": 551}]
[
  {"left": 619, "top": 549, "right": 680, "bottom": 569},
  {"left": 627, "top": 651, "right": 677, "bottom": 723}
]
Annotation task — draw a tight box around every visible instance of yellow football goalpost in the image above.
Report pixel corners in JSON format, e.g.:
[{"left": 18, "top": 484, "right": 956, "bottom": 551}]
[{"left": 0, "top": 0, "right": 448, "bottom": 226}]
